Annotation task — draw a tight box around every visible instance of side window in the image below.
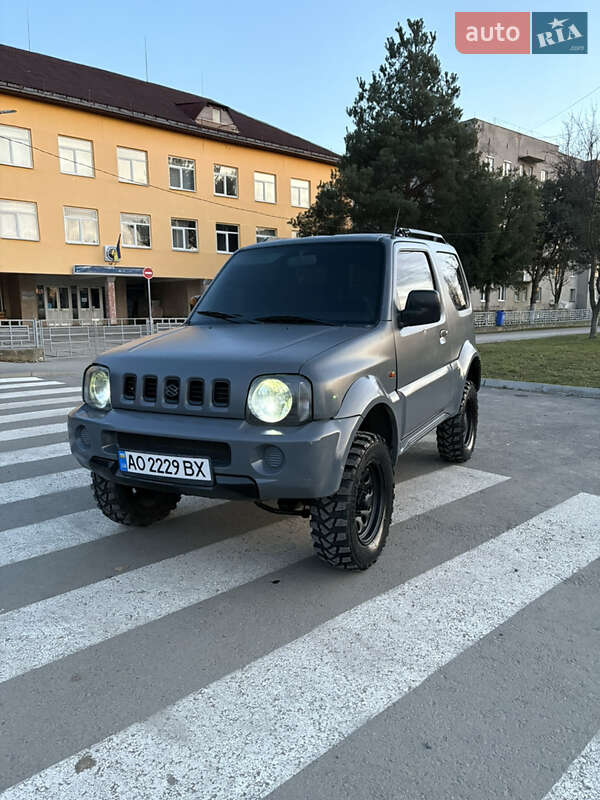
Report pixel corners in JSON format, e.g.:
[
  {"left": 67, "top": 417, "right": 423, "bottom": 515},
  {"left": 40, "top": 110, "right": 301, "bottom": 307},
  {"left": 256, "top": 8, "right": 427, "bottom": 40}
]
[
  {"left": 394, "top": 250, "right": 434, "bottom": 311},
  {"left": 437, "top": 252, "right": 469, "bottom": 310}
]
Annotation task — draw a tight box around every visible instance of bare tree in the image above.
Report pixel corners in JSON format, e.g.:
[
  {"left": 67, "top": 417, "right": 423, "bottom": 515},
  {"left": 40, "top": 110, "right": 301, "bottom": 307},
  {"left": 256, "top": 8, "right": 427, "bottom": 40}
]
[{"left": 559, "top": 111, "right": 600, "bottom": 338}]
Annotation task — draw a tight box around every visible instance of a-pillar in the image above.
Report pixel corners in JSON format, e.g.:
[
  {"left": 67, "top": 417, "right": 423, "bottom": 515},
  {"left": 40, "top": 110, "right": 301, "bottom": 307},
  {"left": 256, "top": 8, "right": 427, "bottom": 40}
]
[{"left": 106, "top": 276, "right": 117, "bottom": 324}]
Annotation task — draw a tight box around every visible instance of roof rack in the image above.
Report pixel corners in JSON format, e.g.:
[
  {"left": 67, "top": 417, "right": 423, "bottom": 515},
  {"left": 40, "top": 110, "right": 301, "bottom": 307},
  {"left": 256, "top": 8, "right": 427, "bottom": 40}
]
[{"left": 394, "top": 227, "right": 446, "bottom": 243}]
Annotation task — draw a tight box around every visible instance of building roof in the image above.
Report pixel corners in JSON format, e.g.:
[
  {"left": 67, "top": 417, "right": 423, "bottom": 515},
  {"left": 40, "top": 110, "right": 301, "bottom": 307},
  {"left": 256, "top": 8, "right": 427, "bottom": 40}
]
[{"left": 0, "top": 45, "right": 339, "bottom": 165}]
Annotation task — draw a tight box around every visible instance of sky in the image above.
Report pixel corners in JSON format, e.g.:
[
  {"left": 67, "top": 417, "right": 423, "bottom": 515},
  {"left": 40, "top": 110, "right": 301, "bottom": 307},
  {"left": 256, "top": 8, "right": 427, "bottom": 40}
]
[{"left": 0, "top": 0, "right": 597, "bottom": 155}]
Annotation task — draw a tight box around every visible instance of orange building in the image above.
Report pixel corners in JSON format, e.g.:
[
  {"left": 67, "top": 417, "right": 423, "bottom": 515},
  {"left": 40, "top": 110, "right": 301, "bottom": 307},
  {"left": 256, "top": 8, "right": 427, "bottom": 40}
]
[{"left": 0, "top": 45, "right": 338, "bottom": 322}]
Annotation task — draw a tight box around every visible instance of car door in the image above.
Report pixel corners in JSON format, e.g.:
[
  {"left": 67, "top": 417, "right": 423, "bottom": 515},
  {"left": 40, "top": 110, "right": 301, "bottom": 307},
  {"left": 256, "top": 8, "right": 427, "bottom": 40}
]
[{"left": 393, "top": 246, "right": 454, "bottom": 436}]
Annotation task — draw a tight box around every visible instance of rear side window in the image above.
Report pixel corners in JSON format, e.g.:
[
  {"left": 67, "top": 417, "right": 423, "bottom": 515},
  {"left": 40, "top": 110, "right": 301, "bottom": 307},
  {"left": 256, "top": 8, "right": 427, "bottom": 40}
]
[
  {"left": 394, "top": 250, "right": 434, "bottom": 311},
  {"left": 437, "top": 252, "right": 470, "bottom": 310}
]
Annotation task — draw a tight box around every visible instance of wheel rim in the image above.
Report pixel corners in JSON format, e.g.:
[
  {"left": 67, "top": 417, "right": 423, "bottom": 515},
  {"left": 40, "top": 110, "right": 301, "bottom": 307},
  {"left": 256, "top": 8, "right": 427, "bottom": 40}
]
[
  {"left": 463, "top": 401, "right": 475, "bottom": 448},
  {"left": 355, "top": 462, "right": 385, "bottom": 546}
]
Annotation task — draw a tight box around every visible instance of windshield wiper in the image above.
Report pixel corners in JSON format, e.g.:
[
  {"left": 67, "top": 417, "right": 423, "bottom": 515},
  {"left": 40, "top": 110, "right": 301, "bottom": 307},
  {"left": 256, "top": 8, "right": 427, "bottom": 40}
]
[
  {"left": 195, "top": 311, "right": 253, "bottom": 323},
  {"left": 253, "top": 315, "right": 336, "bottom": 326}
]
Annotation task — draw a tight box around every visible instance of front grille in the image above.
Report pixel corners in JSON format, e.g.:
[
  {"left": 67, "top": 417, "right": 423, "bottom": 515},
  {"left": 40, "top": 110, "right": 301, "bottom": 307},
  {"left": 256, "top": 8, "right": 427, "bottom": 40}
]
[
  {"left": 188, "top": 379, "right": 204, "bottom": 405},
  {"left": 164, "top": 377, "right": 180, "bottom": 404},
  {"left": 123, "top": 374, "right": 137, "bottom": 400},
  {"left": 213, "top": 380, "right": 230, "bottom": 407},
  {"left": 143, "top": 375, "right": 158, "bottom": 402},
  {"left": 117, "top": 433, "right": 231, "bottom": 466}
]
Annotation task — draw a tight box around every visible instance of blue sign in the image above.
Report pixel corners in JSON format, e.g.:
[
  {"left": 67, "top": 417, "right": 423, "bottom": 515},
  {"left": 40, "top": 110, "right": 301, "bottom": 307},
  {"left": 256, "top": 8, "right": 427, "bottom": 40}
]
[
  {"left": 73, "top": 265, "right": 146, "bottom": 276},
  {"left": 532, "top": 12, "right": 587, "bottom": 54}
]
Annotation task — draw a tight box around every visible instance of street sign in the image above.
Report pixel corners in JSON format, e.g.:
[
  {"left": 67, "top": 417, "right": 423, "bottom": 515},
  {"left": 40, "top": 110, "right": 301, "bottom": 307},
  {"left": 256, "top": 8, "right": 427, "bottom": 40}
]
[{"left": 143, "top": 267, "right": 154, "bottom": 280}]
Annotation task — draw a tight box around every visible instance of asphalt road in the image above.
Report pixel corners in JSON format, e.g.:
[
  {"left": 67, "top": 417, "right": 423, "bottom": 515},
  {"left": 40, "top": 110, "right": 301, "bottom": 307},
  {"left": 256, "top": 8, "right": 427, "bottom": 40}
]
[{"left": 0, "top": 373, "right": 598, "bottom": 799}]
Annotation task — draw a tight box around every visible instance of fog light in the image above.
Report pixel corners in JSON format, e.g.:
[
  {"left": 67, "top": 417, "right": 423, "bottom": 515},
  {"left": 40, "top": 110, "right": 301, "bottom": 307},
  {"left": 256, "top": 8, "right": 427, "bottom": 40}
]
[
  {"left": 76, "top": 425, "right": 91, "bottom": 449},
  {"left": 263, "top": 445, "right": 284, "bottom": 470}
]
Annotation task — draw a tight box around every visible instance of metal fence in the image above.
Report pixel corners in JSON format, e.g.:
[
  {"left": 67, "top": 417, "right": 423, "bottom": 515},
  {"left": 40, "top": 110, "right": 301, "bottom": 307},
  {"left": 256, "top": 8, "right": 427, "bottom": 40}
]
[
  {"left": 0, "top": 309, "right": 594, "bottom": 358},
  {"left": 472, "top": 308, "right": 592, "bottom": 329},
  {"left": 0, "top": 318, "right": 186, "bottom": 358}
]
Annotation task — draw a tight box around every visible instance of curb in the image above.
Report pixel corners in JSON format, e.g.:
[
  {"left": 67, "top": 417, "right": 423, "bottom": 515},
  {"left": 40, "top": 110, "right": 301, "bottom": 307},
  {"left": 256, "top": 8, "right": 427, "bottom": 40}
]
[{"left": 481, "top": 378, "right": 600, "bottom": 399}]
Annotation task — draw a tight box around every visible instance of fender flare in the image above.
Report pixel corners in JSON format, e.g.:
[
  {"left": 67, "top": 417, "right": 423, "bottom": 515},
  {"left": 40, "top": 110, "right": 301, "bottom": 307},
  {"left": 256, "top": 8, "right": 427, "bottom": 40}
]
[
  {"left": 457, "top": 340, "right": 481, "bottom": 390},
  {"left": 334, "top": 374, "right": 400, "bottom": 463}
]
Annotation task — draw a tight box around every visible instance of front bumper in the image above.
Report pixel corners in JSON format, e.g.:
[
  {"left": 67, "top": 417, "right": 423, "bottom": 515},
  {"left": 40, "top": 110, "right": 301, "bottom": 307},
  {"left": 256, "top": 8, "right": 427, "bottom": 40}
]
[{"left": 68, "top": 405, "right": 358, "bottom": 501}]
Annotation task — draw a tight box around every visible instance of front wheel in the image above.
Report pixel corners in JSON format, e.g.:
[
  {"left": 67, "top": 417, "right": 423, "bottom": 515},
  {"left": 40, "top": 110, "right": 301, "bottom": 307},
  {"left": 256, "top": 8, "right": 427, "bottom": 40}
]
[
  {"left": 436, "top": 380, "right": 478, "bottom": 463},
  {"left": 91, "top": 472, "right": 181, "bottom": 526},
  {"left": 309, "top": 431, "right": 394, "bottom": 570}
]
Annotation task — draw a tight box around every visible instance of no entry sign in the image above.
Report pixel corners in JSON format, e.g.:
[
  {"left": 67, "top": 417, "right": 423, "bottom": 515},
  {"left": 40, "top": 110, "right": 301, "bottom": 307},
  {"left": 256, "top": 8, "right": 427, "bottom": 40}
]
[{"left": 143, "top": 267, "right": 154, "bottom": 280}]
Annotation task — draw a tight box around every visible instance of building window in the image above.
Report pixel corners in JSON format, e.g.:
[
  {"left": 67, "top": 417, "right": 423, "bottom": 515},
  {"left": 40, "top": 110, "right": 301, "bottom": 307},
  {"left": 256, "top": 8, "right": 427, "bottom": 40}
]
[
  {"left": 534, "top": 286, "right": 542, "bottom": 303},
  {"left": 0, "top": 199, "right": 39, "bottom": 240},
  {"left": 484, "top": 155, "right": 494, "bottom": 171},
  {"left": 216, "top": 223, "right": 239, "bottom": 253},
  {"left": 497, "top": 285, "right": 506, "bottom": 301},
  {"left": 214, "top": 165, "right": 238, "bottom": 197},
  {"left": 256, "top": 227, "right": 277, "bottom": 243},
  {"left": 518, "top": 165, "right": 524, "bottom": 177},
  {"left": 254, "top": 172, "right": 276, "bottom": 203},
  {"left": 197, "top": 106, "right": 237, "bottom": 130},
  {"left": 480, "top": 289, "right": 486, "bottom": 303},
  {"left": 514, "top": 289, "right": 522, "bottom": 302},
  {"left": 171, "top": 218, "right": 198, "bottom": 251},
  {"left": 291, "top": 178, "right": 310, "bottom": 208},
  {"left": 540, "top": 169, "right": 547, "bottom": 182},
  {"left": 0, "top": 125, "right": 32, "bottom": 168},
  {"left": 169, "top": 156, "right": 195, "bottom": 191},
  {"left": 121, "top": 213, "right": 151, "bottom": 248},
  {"left": 502, "top": 161, "right": 512, "bottom": 176},
  {"left": 63, "top": 206, "right": 99, "bottom": 245},
  {"left": 569, "top": 288, "right": 576, "bottom": 302},
  {"left": 117, "top": 147, "right": 148, "bottom": 185},
  {"left": 58, "top": 136, "right": 94, "bottom": 177}
]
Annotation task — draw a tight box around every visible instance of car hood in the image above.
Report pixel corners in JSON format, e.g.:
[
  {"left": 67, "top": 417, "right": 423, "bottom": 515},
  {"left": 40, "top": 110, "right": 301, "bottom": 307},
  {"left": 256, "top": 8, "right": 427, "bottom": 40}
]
[{"left": 102, "top": 322, "right": 363, "bottom": 418}]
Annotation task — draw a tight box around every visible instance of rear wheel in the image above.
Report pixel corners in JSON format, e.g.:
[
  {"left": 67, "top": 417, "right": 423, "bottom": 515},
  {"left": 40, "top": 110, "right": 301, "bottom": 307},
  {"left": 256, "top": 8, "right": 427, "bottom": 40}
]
[
  {"left": 91, "top": 472, "right": 181, "bottom": 526},
  {"left": 309, "top": 431, "right": 394, "bottom": 570},
  {"left": 436, "top": 380, "right": 478, "bottom": 463}
]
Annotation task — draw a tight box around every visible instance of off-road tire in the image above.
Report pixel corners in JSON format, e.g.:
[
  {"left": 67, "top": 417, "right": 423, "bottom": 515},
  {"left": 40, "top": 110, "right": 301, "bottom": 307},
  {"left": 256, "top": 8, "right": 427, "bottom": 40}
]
[
  {"left": 309, "top": 431, "right": 394, "bottom": 571},
  {"left": 436, "top": 379, "right": 478, "bottom": 463},
  {"left": 91, "top": 472, "right": 181, "bottom": 526}
]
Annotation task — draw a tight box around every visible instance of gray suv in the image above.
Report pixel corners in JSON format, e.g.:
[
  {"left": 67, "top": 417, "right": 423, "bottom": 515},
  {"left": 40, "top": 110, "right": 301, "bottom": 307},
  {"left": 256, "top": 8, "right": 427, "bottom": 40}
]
[{"left": 69, "top": 230, "right": 480, "bottom": 570}]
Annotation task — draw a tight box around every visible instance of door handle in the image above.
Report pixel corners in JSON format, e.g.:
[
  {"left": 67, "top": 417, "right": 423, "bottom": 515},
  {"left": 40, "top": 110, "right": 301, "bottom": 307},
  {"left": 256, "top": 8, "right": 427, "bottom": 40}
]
[{"left": 439, "top": 329, "right": 449, "bottom": 343}]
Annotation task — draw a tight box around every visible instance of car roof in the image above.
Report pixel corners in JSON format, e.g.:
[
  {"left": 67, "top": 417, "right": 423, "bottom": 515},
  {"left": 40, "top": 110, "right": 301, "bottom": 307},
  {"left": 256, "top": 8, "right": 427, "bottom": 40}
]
[{"left": 244, "top": 233, "right": 458, "bottom": 253}]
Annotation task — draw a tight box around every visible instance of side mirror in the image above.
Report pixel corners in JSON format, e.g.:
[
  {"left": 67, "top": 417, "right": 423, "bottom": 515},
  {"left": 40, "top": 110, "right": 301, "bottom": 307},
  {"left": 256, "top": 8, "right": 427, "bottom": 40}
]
[{"left": 399, "top": 290, "right": 442, "bottom": 327}]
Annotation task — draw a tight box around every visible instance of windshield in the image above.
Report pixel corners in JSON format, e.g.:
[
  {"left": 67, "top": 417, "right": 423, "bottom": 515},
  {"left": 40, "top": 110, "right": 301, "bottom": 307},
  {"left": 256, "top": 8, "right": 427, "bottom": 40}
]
[{"left": 191, "top": 241, "right": 385, "bottom": 326}]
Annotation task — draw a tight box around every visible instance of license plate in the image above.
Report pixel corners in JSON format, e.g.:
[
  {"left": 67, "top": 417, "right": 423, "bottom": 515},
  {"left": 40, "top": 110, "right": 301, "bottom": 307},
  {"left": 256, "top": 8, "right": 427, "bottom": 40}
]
[{"left": 118, "top": 449, "right": 212, "bottom": 483}]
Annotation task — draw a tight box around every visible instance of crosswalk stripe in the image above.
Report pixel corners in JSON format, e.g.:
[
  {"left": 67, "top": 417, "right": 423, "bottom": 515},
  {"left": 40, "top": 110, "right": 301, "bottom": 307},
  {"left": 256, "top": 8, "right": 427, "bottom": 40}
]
[
  {"left": 0, "top": 380, "right": 63, "bottom": 391},
  {"left": 541, "top": 730, "right": 600, "bottom": 798},
  {"left": 391, "top": 464, "right": 506, "bottom": 522},
  {"left": 0, "top": 406, "right": 77, "bottom": 426},
  {"left": 0, "top": 386, "right": 79, "bottom": 401},
  {"left": 0, "top": 422, "right": 67, "bottom": 442},
  {"left": 0, "top": 442, "right": 71, "bottom": 468},
  {"left": 3, "top": 492, "right": 597, "bottom": 799},
  {"left": 0, "top": 468, "right": 89, "bottom": 504},
  {"left": 0, "top": 395, "right": 80, "bottom": 411},
  {"left": 0, "top": 464, "right": 508, "bottom": 681},
  {"left": 0, "top": 495, "right": 223, "bottom": 568},
  {"left": 0, "top": 376, "right": 42, "bottom": 383}
]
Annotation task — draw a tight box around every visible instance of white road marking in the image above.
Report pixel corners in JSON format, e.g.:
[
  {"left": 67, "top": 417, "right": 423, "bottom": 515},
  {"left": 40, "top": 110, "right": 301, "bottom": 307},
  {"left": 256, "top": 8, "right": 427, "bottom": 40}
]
[
  {"left": 0, "top": 381, "right": 63, "bottom": 391},
  {"left": 392, "top": 465, "right": 506, "bottom": 523},
  {"left": 0, "top": 406, "right": 76, "bottom": 426},
  {"left": 0, "top": 423, "right": 67, "bottom": 442},
  {"left": 0, "top": 466, "right": 510, "bottom": 680},
  {"left": 0, "top": 495, "right": 223, "bottom": 568},
  {"left": 0, "top": 377, "right": 42, "bottom": 383},
  {"left": 4, "top": 493, "right": 598, "bottom": 799},
  {"left": 0, "top": 469, "right": 89, "bottom": 505},
  {"left": 542, "top": 731, "right": 600, "bottom": 799},
  {"left": 0, "top": 442, "right": 71, "bottom": 468},
  {"left": 0, "top": 386, "right": 79, "bottom": 401},
  {"left": 0, "top": 395, "right": 80, "bottom": 411}
]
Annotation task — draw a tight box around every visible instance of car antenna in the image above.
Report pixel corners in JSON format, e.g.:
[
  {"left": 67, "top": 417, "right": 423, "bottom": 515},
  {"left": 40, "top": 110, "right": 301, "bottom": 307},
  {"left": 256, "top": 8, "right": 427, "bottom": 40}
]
[{"left": 392, "top": 207, "right": 403, "bottom": 237}]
